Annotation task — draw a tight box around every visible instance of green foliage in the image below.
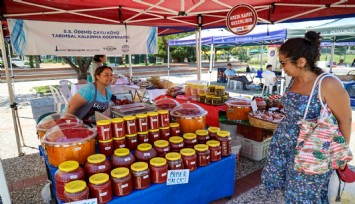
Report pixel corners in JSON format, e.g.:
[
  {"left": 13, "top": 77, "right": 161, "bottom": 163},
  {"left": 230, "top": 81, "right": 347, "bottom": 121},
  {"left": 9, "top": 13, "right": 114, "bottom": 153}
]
[
  {"left": 33, "top": 85, "right": 59, "bottom": 94},
  {"left": 155, "top": 32, "right": 194, "bottom": 61}
]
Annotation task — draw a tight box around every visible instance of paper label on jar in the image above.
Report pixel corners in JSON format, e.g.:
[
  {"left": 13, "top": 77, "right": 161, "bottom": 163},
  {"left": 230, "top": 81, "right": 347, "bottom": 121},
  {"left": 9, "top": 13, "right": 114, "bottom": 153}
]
[
  {"left": 128, "top": 123, "right": 135, "bottom": 126},
  {"left": 116, "top": 128, "right": 123, "bottom": 131},
  {"left": 164, "top": 118, "right": 169, "bottom": 121},
  {"left": 144, "top": 152, "right": 150, "bottom": 157},
  {"left": 190, "top": 161, "right": 196, "bottom": 165},
  {"left": 176, "top": 164, "right": 181, "bottom": 167},
  {"left": 74, "top": 147, "right": 81, "bottom": 151},
  {"left": 164, "top": 148, "right": 169, "bottom": 151},
  {"left": 192, "top": 139, "right": 197, "bottom": 143},
  {"left": 206, "top": 136, "right": 210, "bottom": 140},
  {"left": 178, "top": 144, "right": 183, "bottom": 147},
  {"left": 104, "top": 128, "right": 110, "bottom": 132},
  {"left": 131, "top": 139, "right": 137, "bottom": 142},
  {"left": 124, "top": 158, "right": 131, "bottom": 161},
  {"left": 121, "top": 183, "right": 128, "bottom": 188},
  {"left": 119, "top": 144, "right": 125, "bottom": 148},
  {"left": 98, "top": 165, "right": 105, "bottom": 170},
  {"left": 165, "top": 133, "right": 170, "bottom": 136},
  {"left": 99, "top": 192, "right": 107, "bottom": 197},
  {"left": 216, "top": 151, "right": 221, "bottom": 155},
  {"left": 176, "top": 130, "right": 180, "bottom": 134},
  {"left": 152, "top": 119, "right": 158, "bottom": 122},
  {"left": 143, "top": 175, "right": 149, "bottom": 179},
  {"left": 154, "top": 134, "right": 158, "bottom": 138},
  {"left": 70, "top": 175, "right": 77, "bottom": 179},
  {"left": 206, "top": 156, "right": 210, "bottom": 159},
  {"left": 105, "top": 146, "right": 111, "bottom": 150},
  {"left": 162, "top": 173, "right": 167, "bottom": 177},
  {"left": 144, "top": 138, "right": 149, "bottom": 142},
  {"left": 142, "top": 123, "right": 147, "bottom": 126}
]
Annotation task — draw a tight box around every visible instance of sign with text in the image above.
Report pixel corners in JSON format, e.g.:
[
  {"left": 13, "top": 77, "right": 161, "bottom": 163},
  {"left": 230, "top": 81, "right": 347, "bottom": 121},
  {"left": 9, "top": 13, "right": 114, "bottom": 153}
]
[
  {"left": 166, "top": 169, "right": 189, "bottom": 185},
  {"left": 226, "top": 4, "right": 258, "bottom": 35},
  {"left": 64, "top": 198, "right": 97, "bottom": 204}
]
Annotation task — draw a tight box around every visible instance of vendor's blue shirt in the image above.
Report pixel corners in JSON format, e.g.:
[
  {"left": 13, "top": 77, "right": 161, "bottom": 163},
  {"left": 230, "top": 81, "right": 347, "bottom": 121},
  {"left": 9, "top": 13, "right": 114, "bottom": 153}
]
[{"left": 224, "top": 68, "right": 237, "bottom": 77}]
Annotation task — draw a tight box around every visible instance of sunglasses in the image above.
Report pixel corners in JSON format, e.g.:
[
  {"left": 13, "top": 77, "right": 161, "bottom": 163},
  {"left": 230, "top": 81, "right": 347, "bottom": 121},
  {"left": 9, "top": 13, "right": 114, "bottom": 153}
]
[{"left": 279, "top": 59, "right": 293, "bottom": 65}]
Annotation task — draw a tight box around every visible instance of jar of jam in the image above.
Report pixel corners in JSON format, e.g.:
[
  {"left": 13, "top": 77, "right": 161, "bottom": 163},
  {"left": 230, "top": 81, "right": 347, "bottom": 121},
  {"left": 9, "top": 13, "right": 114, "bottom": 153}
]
[
  {"left": 148, "top": 129, "right": 160, "bottom": 144},
  {"left": 183, "top": 133, "right": 198, "bottom": 148},
  {"left": 137, "top": 131, "right": 149, "bottom": 143},
  {"left": 169, "top": 123, "right": 181, "bottom": 136},
  {"left": 207, "top": 85, "right": 216, "bottom": 94},
  {"left": 211, "top": 96, "right": 222, "bottom": 106},
  {"left": 147, "top": 112, "right": 159, "bottom": 130},
  {"left": 198, "top": 93, "right": 206, "bottom": 103},
  {"left": 205, "top": 94, "right": 212, "bottom": 104},
  {"left": 111, "top": 167, "right": 133, "bottom": 196},
  {"left": 123, "top": 116, "right": 137, "bottom": 135},
  {"left": 136, "top": 114, "right": 148, "bottom": 132},
  {"left": 88, "top": 173, "right": 112, "bottom": 204},
  {"left": 111, "top": 118, "right": 125, "bottom": 139},
  {"left": 222, "top": 95, "right": 229, "bottom": 103},
  {"left": 113, "top": 137, "right": 126, "bottom": 149},
  {"left": 159, "top": 127, "right": 170, "bottom": 140},
  {"left": 84, "top": 154, "right": 112, "bottom": 178},
  {"left": 169, "top": 136, "right": 184, "bottom": 152},
  {"left": 216, "top": 131, "right": 232, "bottom": 156},
  {"left": 111, "top": 148, "right": 135, "bottom": 168},
  {"left": 96, "top": 120, "right": 112, "bottom": 141},
  {"left": 150, "top": 157, "right": 168, "bottom": 184},
  {"left": 54, "top": 160, "right": 85, "bottom": 201},
  {"left": 125, "top": 133, "right": 138, "bottom": 151},
  {"left": 153, "top": 140, "right": 170, "bottom": 157},
  {"left": 99, "top": 139, "right": 114, "bottom": 157},
  {"left": 255, "top": 98, "right": 267, "bottom": 110},
  {"left": 195, "top": 129, "right": 210, "bottom": 144},
  {"left": 64, "top": 180, "right": 89, "bottom": 202},
  {"left": 157, "top": 110, "right": 170, "bottom": 128},
  {"left": 165, "top": 152, "right": 184, "bottom": 170},
  {"left": 215, "top": 86, "right": 225, "bottom": 96},
  {"left": 197, "top": 85, "right": 207, "bottom": 95},
  {"left": 194, "top": 144, "right": 211, "bottom": 167},
  {"left": 208, "top": 127, "right": 220, "bottom": 140},
  {"left": 134, "top": 143, "right": 157, "bottom": 162},
  {"left": 180, "top": 148, "right": 197, "bottom": 172},
  {"left": 130, "top": 162, "right": 150, "bottom": 189},
  {"left": 206, "top": 140, "right": 222, "bottom": 162}
]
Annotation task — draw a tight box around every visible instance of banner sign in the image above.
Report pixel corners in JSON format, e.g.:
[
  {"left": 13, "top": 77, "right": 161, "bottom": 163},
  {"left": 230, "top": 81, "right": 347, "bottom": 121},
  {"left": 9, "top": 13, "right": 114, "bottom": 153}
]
[
  {"left": 226, "top": 4, "right": 258, "bottom": 35},
  {"left": 7, "top": 19, "right": 157, "bottom": 56}
]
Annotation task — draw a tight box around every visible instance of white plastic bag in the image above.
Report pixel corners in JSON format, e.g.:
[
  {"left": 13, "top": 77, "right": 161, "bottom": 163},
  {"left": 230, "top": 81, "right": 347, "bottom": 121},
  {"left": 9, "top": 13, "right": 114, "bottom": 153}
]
[{"left": 328, "top": 168, "right": 355, "bottom": 204}]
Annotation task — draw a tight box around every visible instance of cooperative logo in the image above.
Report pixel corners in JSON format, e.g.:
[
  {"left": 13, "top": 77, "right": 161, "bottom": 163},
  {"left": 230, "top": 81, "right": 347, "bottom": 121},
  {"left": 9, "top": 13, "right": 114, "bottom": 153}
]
[
  {"left": 121, "top": 45, "right": 130, "bottom": 53},
  {"left": 226, "top": 4, "right": 258, "bottom": 35}
]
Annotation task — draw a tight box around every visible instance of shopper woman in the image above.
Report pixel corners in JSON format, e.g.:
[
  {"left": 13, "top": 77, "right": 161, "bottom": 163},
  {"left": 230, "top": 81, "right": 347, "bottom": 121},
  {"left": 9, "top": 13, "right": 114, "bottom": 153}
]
[
  {"left": 90, "top": 55, "right": 107, "bottom": 81},
  {"left": 261, "top": 31, "right": 351, "bottom": 203}
]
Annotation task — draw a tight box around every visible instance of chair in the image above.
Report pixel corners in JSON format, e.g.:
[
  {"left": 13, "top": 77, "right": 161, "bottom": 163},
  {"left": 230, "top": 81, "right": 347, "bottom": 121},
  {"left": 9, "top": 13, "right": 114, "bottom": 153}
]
[
  {"left": 226, "top": 78, "right": 242, "bottom": 91},
  {"left": 49, "top": 85, "right": 66, "bottom": 112},
  {"left": 261, "top": 74, "right": 281, "bottom": 95},
  {"left": 59, "top": 80, "right": 72, "bottom": 103}
]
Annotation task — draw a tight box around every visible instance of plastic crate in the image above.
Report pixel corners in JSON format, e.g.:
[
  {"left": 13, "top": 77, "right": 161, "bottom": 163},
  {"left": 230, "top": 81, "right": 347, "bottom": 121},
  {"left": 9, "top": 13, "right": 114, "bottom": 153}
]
[{"left": 241, "top": 137, "right": 272, "bottom": 161}]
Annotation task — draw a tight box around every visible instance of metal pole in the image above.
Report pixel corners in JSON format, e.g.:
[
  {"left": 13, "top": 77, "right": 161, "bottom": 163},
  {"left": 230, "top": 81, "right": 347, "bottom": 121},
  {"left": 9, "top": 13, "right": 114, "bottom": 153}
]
[
  {"left": 128, "top": 54, "right": 132, "bottom": 78},
  {"left": 330, "top": 39, "right": 335, "bottom": 73},
  {"left": 197, "top": 27, "right": 202, "bottom": 80},
  {"left": 260, "top": 45, "right": 263, "bottom": 69},
  {"left": 6, "top": 40, "right": 15, "bottom": 93},
  {"left": 167, "top": 45, "right": 170, "bottom": 81},
  {"left": 209, "top": 43, "right": 214, "bottom": 83}
]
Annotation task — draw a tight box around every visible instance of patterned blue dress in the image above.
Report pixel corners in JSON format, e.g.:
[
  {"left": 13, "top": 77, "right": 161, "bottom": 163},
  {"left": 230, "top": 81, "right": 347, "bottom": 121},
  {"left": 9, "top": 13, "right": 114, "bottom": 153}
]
[{"left": 261, "top": 79, "right": 333, "bottom": 203}]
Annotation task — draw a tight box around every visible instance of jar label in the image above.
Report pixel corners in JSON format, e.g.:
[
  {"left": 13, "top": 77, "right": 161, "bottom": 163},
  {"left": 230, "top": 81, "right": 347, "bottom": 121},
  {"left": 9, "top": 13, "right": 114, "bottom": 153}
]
[
  {"left": 192, "top": 139, "right": 197, "bottom": 143},
  {"left": 154, "top": 134, "right": 158, "bottom": 138},
  {"left": 198, "top": 120, "right": 202, "bottom": 122},
  {"left": 190, "top": 161, "right": 196, "bottom": 165},
  {"left": 144, "top": 152, "right": 150, "bottom": 157},
  {"left": 178, "top": 144, "right": 183, "bottom": 147},
  {"left": 216, "top": 151, "right": 221, "bottom": 155},
  {"left": 143, "top": 175, "right": 149, "bottom": 179},
  {"left": 104, "top": 128, "right": 110, "bottom": 132},
  {"left": 165, "top": 133, "right": 170, "bottom": 136},
  {"left": 152, "top": 119, "right": 158, "bottom": 122},
  {"left": 99, "top": 165, "right": 105, "bottom": 170},
  {"left": 105, "top": 146, "right": 111, "bottom": 150},
  {"left": 144, "top": 138, "right": 149, "bottom": 142},
  {"left": 164, "top": 118, "right": 169, "bottom": 121},
  {"left": 121, "top": 183, "right": 128, "bottom": 188},
  {"left": 176, "top": 130, "right": 180, "bottom": 134},
  {"left": 116, "top": 128, "right": 123, "bottom": 131},
  {"left": 206, "top": 156, "right": 210, "bottom": 159},
  {"left": 142, "top": 123, "right": 147, "bottom": 126},
  {"left": 70, "top": 175, "right": 77, "bottom": 179},
  {"left": 162, "top": 173, "right": 167, "bottom": 177},
  {"left": 100, "top": 192, "right": 107, "bottom": 197},
  {"left": 164, "top": 148, "right": 169, "bottom": 151},
  {"left": 131, "top": 139, "right": 137, "bottom": 142},
  {"left": 128, "top": 123, "right": 135, "bottom": 126},
  {"left": 176, "top": 164, "right": 181, "bottom": 167},
  {"left": 124, "top": 158, "right": 131, "bottom": 161},
  {"left": 206, "top": 136, "right": 210, "bottom": 140},
  {"left": 119, "top": 144, "right": 125, "bottom": 148},
  {"left": 74, "top": 147, "right": 81, "bottom": 151}
]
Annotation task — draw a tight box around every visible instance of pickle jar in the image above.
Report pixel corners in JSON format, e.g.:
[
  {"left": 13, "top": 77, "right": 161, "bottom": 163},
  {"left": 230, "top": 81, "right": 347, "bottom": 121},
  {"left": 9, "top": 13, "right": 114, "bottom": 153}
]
[
  {"left": 169, "top": 136, "right": 185, "bottom": 152},
  {"left": 183, "top": 133, "right": 198, "bottom": 148},
  {"left": 110, "top": 148, "right": 136, "bottom": 168},
  {"left": 206, "top": 140, "right": 222, "bottom": 162},
  {"left": 130, "top": 162, "right": 150, "bottom": 190},
  {"left": 195, "top": 129, "right": 210, "bottom": 144},
  {"left": 111, "top": 118, "right": 125, "bottom": 139},
  {"left": 84, "top": 154, "right": 112, "bottom": 178},
  {"left": 153, "top": 140, "right": 170, "bottom": 157},
  {"left": 136, "top": 114, "right": 148, "bottom": 132},
  {"left": 125, "top": 133, "right": 138, "bottom": 151},
  {"left": 207, "top": 85, "right": 216, "bottom": 94},
  {"left": 165, "top": 152, "right": 184, "bottom": 170},
  {"left": 148, "top": 129, "right": 160, "bottom": 144},
  {"left": 150, "top": 157, "right": 168, "bottom": 184},
  {"left": 180, "top": 148, "right": 197, "bottom": 172},
  {"left": 147, "top": 112, "right": 159, "bottom": 130},
  {"left": 99, "top": 139, "right": 114, "bottom": 157},
  {"left": 159, "top": 126, "right": 170, "bottom": 140},
  {"left": 194, "top": 144, "right": 211, "bottom": 167},
  {"left": 113, "top": 137, "right": 126, "bottom": 149},
  {"left": 198, "top": 93, "right": 206, "bottom": 103},
  {"left": 137, "top": 131, "right": 149, "bottom": 143},
  {"left": 88, "top": 173, "right": 112, "bottom": 204},
  {"left": 205, "top": 94, "right": 212, "bottom": 104},
  {"left": 215, "top": 86, "right": 225, "bottom": 96},
  {"left": 208, "top": 127, "right": 220, "bottom": 140},
  {"left": 216, "top": 131, "right": 232, "bottom": 156},
  {"left": 96, "top": 120, "right": 112, "bottom": 141},
  {"left": 222, "top": 95, "right": 229, "bottom": 103},
  {"left": 169, "top": 123, "right": 181, "bottom": 136},
  {"left": 64, "top": 180, "right": 89, "bottom": 202},
  {"left": 111, "top": 167, "right": 133, "bottom": 196},
  {"left": 123, "top": 116, "right": 137, "bottom": 135},
  {"left": 158, "top": 110, "right": 170, "bottom": 128},
  {"left": 134, "top": 143, "right": 157, "bottom": 162},
  {"left": 211, "top": 96, "right": 222, "bottom": 106}
]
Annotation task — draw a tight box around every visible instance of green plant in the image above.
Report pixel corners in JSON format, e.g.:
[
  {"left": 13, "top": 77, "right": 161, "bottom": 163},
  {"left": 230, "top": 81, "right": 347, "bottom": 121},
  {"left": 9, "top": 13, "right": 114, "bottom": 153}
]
[{"left": 33, "top": 85, "right": 60, "bottom": 94}]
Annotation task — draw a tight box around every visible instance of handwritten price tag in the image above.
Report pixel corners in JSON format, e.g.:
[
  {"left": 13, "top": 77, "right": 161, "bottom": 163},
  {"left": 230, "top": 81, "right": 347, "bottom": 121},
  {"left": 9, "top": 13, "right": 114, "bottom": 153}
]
[
  {"left": 166, "top": 169, "right": 189, "bottom": 185},
  {"left": 64, "top": 198, "right": 97, "bottom": 204}
]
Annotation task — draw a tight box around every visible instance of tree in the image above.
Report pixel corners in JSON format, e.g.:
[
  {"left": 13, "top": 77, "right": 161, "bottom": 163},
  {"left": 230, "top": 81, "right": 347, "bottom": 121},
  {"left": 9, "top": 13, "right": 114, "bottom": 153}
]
[
  {"left": 155, "top": 32, "right": 193, "bottom": 62},
  {"left": 62, "top": 56, "right": 92, "bottom": 81}
]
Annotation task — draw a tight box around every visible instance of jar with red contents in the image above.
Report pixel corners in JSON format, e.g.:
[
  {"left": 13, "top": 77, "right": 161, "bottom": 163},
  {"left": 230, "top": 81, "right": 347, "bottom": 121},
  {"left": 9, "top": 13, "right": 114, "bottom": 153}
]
[
  {"left": 195, "top": 129, "right": 210, "bottom": 144},
  {"left": 208, "top": 127, "right": 220, "bottom": 140},
  {"left": 147, "top": 112, "right": 159, "bottom": 130},
  {"left": 113, "top": 137, "right": 126, "bottom": 149},
  {"left": 64, "top": 180, "right": 89, "bottom": 202},
  {"left": 96, "top": 120, "right": 112, "bottom": 141},
  {"left": 137, "top": 131, "right": 149, "bottom": 143},
  {"left": 84, "top": 154, "right": 112, "bottom": 178},
  {"left": 183, "top": 133, "right": 198, "bottom": 148},
  {"left": 54, "top": 160, "right": 85, "bottom": 201},
  {"left": 110, "top": 148, "right": 135, "bottom": 168},
  {"left": 130, "top": 162, "right": 150, "bottom": 190},
  {"left": 194, "top": 144, "right": 211, "bottom": 167},
  {"left": 123, "top": 116, "right": 137, "bottom": 135},
  {"left": 150, "top": 157, "right": 168, "bottom": 184},
  {"left": 99, "top": 139, "right": 114, "bottom": 157},
  {"left": 153, "top": 140, "right": 170, "bottom": 157},
  {"left": 169, "top": 136, "right": 185, "bottom": 152},
  {"left": 125, "top": 134, "right": 138, "bottom": 151},
  {"left": 157, "top": 110, "right": 170, "bottom": 127},
  {"left": 148, "top": 129, "right": 160, "bottom": 144},
  {"left": 216, "top": 131, "right": 232, "bottom": 156},
  {"left": 134, "top": 143, "right": 157, "bottom": 162},
  {"left": 111, "top": 167, "right": 133, "bottom": 196},
  {"left": 180, "top": 148, "right": 197, "bottom": 172},
  {"left": 206, "top": 140, "right": 222, "bottom": 162},
  {"left": 159, "top": 127, "right": 170, "bottom": 140},
  {"left": 88, "top": 173, "right": 112, "bottom": 204},
  {"left": 165, "top": 152, "right": 184, "bottom": 170},
  {"left": 255, "top": 97, "right": 267, "bottom": 110},
  {"left": 111, "top": 118, "right": 125, "bottom": 139},
  {"left": 136, "top": 114, "right": 148, "bottom": 132},
  {"left": 169, "top": 123, "right": 181, "bottom": 136}
]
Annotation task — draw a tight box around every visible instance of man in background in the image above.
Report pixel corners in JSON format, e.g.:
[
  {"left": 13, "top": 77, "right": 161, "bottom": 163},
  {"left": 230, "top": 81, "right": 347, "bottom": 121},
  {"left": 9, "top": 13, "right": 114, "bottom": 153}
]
[{"left": 224, "top": 63, "right": 253, "bottom": 90}]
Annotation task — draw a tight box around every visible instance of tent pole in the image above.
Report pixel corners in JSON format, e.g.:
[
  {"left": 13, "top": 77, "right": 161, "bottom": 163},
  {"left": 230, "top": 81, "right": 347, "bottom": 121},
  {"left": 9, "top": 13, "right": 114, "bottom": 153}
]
[
  {"left": 330, "top": 38, "right": 335, "bottom": 73},
  {"left": 128, "top": 54, "right": 132, "bottom": 77},
  {"left": 260, "top": 45, "right": 263, "bottom": 69},
  {"left": 209, "top": 44, "right": 214, "bottom": 84},
  {"left": 196, "top": 27, "right": 202, "bottom": 80},
  {"left": 167, "top": 45, "right": 170, "bottom": 81}
]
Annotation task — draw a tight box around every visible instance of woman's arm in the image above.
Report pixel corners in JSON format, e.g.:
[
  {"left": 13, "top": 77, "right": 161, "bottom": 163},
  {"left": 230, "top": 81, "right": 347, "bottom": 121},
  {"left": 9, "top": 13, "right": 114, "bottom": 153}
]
[{"left": 65, "top": 93, "right": 88, "bottom": 116}]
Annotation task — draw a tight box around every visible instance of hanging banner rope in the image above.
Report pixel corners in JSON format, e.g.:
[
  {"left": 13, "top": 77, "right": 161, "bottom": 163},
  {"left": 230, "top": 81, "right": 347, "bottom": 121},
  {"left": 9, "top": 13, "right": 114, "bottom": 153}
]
[{"left": 226, "top": 4, "right": 258, "bottom": 35}]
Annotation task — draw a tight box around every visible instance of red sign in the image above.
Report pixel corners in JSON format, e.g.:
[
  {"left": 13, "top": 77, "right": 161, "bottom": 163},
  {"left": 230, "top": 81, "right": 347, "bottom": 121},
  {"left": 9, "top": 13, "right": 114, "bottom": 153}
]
[{"left": 226, "top": 4, "right": 258, "bottom": 35}]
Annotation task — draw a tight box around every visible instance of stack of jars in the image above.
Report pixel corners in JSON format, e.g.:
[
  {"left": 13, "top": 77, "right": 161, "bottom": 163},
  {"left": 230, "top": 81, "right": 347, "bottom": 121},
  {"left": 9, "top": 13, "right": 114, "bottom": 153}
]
[{"left": 96, "top": 120, "right": 114, "bottom": 157}]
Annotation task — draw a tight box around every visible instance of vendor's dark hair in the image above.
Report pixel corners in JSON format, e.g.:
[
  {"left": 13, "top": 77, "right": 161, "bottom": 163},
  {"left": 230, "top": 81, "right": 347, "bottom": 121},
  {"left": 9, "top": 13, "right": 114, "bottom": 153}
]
[
  {"left": 93, "top": 55, "right": 105, "bottom": 62},
  {"left": 94, "top": 66, "right": 112, "bottom": 80},
  {"left": 279, "top": 31, "right": 323, "bottom": 75}
]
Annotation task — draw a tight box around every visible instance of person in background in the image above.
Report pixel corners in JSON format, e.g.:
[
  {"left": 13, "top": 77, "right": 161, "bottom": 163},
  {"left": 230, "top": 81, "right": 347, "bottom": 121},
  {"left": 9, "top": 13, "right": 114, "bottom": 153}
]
[
  {"left": 261, "top": 64, "right": 278, "bottom": 93},
  {"left": 90, "top": 55, "right": 107, "bottom": 81},
  {"left": 338, "top": 59, "right": 345, "bottom": 66},
  {"left": 224, "top": 63, "right": 253, "bottom": 90},
  {"left": 246, "top": 64, "right": 251, "bottom": 72},
  {"left": 261, "top": 31, "right": 351, "bottom": 203},
  {"left": 351, "top": 58, "right": 355, "bottom": 67}
]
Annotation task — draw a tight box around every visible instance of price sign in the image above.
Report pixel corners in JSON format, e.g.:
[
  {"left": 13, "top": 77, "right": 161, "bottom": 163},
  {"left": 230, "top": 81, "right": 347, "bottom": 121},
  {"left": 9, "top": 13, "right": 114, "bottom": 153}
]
[
  {"left": 64, "top": 198, "right": 97, "bottom": 204},
  {"left": 226, "top": 4, "right": 258, "bottom": 35},
  {"left": 166, "top": 169, "right": 189, "bottom": 185}
]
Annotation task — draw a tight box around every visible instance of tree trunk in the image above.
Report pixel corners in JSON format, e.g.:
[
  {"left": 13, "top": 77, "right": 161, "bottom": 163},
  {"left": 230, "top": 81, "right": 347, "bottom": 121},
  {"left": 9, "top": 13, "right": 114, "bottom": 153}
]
[
  {"left": 35, "top": 56, "right": 40, "bottom": 68},
  {"left": 62, "top": 56, "right": 92, "bottom": 81}
]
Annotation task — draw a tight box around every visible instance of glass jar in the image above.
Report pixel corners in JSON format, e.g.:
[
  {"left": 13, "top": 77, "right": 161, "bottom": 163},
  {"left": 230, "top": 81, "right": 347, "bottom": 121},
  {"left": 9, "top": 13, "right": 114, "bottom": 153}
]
[
  {"left": 255, "top": 98, "right": 267, "bottom": 110},
  {"left": 88, "top": 173, "right": 112, "bottom": 204},
  {"left": 207, "top": 85, "right": 216, "bottom": 94},
  {"left": 205, "top": 94, "right": 212, "bottom": 104},
  {"left": 84, "top": 154, "right": 112, "bottom": 178},
  {"left": 130, "top": 162, "right": 150, "bottom": 189},
  {"left": 197, "top": 85, "right": 207, "bottom": 95},
  {"left": 134, "top": 143, "right": 157, "bottom": 162},
  {"left": 137, "top": 131, "right": 149, "bottom": 143},
  {"left": 96, "top": 120, "right": 112, "bottom": 141},
  {"left": 195, "top": 129, "right": 210, "bottom": 144},
  {"left": 180, "top": 148, "right": 197, "bottom": 172},
  {"left": 165, "top": 152, "right": 184, "bottom": 170},
  {"left": 64, "top": 180, "right": 89, "bottom": 202},
  {"left": 194, "top": 144, "right": 211, "bottom": 167},
  {"left": 206, "top": 140, "right": 222, "bottom": 162},
  {"left": 169, "top": 136, "right": 184, "bottom": 152},
  {"left": 158, "top": 110, "right": 170, "bottom": 128},
  {"left": 169, "top": 123, "right": 181, "bottom": 136},
  {"left": 125, "top": 133, "right": 138, "bottom": 151},
  {"left": 111, "top": 118, "right": 125, "bottom": 139},
  {"left": 54, "top": 160, "right": 85, "bottom": 201},
  {"left": 183, "top": 133, "right": 198, "bottom": 148},
  {"left": 215, "top": 86, "right": 225, "bottom": 96},
  {"left": 153, "top": 140, "right": 170, "bottom": 157},
  {"left": 150, "top": 157, "right": 168, "bottom": 184},
  {"left": 136, "top": 114, "right": 148, "bottom": 132},
  {"left": 113, "top": 137, "right": 126, "bottom": 149},
  {"left": 216, "top": 131, "right": 232, "bottom": 156},
  {"left": 198, "top": 94, "right": 206, "bottom": 103},
  {"left": 111, "top": 148, "right": 135, "bottom": 168},
  {"left": 208, "top": 127, "right": 220, "bottom": 140},
  {"left": 148, "top": 129, "right": 160, "bottom": 144},
  {"left": 147, "top": 112, "right": 159, "bottom": 130},
  {"left": 111, "top": 167, "right": 133, "bottom": 196},
  {"left": 99, "top": 139, "right": 114, "bottom": 157},
  {"left": 211, "top": 96, "right": 222, "bottom": 106},
  {"left": 222, "top": 95, "right": 229, "bottom": 103},
  {"left": 159, "top": 127, "right": 170, "bottom": 140},
  {"left": 123, "top": 116, "right": 137, "bottom": 135}
]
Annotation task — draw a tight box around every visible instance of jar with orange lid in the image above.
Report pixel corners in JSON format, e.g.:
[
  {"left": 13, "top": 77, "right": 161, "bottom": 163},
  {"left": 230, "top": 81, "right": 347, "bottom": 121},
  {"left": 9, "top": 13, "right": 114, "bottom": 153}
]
[
  {"left": 130, "top": 162, "right": 150, "bottom": 189},
  {"left": 215, "top": 86, "right": 225, "bottom": 96},
  {"left": 96, "top": 120, "right": 112, "bottom": 141},
  {"left": 208, "top": 127, "right": 220, "bottom": 140},
  {"left": 169, "top": 123, "right": 181, "bottom": 136},
  {"left": 198, "top": 94, "right": 206, "bottom": 103},
  {"left": 147, "top": 112, "right": 159, "bottom": 130},
  {"left": 157, "top": 110, "right": 170, "bottom": 128},
  {"left": 195, "top": 129, "right": 210, "bottom": 144},
  {"left": 216, "top": 131, "right": 232, "bottom": 156},
  {"left": 84, "top": 154, "right": 112, "bottom": 178},
  {"left": 137, "top": 131, "right": 149, "bottom": 143},
  {"left": 110, "top": 148, "right": 135, "bottom": 168},
  {"left": 205, "top": 94, "right": 212, "bottom": 104},
  {"left": 150, "top": 157, "right": 168, "bottom": 184},
  {"left": 111, "top": 167, "right": 133, "bottom": 196},
  {"left": 169, "top": 136, "right": 184, "bottom": 152},
  {"left": 136, "top": 114, "right": 148, "bottom": 132},
  {"left": 153, "top": 140, "right": 170, "bottom": 157},
  {"left": 99, "top": 139, "right": 114, "bottom": 157},
  {"left": 159, "top": 127, "right": 170, "bottom": 140},
  {"left": 194, "top": 144, "right": 211, "bottom": 166},
  {"left": 180, "top": 148, "right": 197, "bottom": 172},
  {"left": 113, "top": 137, "right": 126, "bottom": 149},
  {"left": 125, "top": 133, "right": 138, "bottom": 150},
  {"left": 183, "top": 133, "right": 198, "bottom": 148},
  {"left": 64, "top": 180, "right": 89, "bottom": 202},
  {"left": 165, "top": 152, "right": 184, "bottom": 170},
  {"left": 206, "top": 140, "right": 222, "bottom": 162},
  {"left": 148, "top": 129, "right": 160, "bottom": 144},
  {"left": 111, "top": 118, "right": 125, "bottom": 139},
  {"left": 88, "top": 173, "right": 112, "bottom": 204},
  {"left": 123, "top": 116, "right": 137, "bottom": 134},
  {"left": 134, "top": 143, "right": 157, "bottom": 162},
  {"left": 54, "top": 160, "right": 85, "bottom": 201}
]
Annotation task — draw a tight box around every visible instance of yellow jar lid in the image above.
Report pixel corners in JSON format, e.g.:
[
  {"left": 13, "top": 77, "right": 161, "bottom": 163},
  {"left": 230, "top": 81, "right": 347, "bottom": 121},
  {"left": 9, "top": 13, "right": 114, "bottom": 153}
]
[
  {"left": 97, "top": 120, "right": 111, "bottom": 126},
  {"left": 99, "top": 138, "right": 113, "bottom": 143},
  {"left": 183, "top": 133, "right": 196, "bottom": 140},
  {"left": 222, "top": 95, "right": 229, "bottom": 99},
  {"left": 206, "top": 95, "right": 213, "bottom": 98},
  {"left": 169, "top": 136, "right": 183, "bottom": 144},
  {"left": 149, "top": 129, "right": 159, "bottom": 133},
  {"left": 195, "top": 129, "right": 208, "bottom": 136},
  {"left": 87, "top": 154, "right": 106, "bottom": 164},
  {"left": 111, "top": 167, "right": 130, "bottom": 179},
  {"left": 154, "top": 140, "right": 169, "bottom": 148},
  {"left": 170, "top": 123, "right": 180, "bottom": 128},
  {"left": 198, "top": 85, "right": 206, "bottom": 88},
  {"left": 123, "top": 116, "right": 136, "bottom": 121},
  {"left": 131, "top": 162, "right": 148, "bottom": 172},
  {"left": 114, "top": 148, "right": 130, "bottom": 156},
  {"left": 137, "top": 143, "right": 152, "bottom": 151},
  {"left": 137, "top": 131, "right": 149, "bottom": 134},
  {"left": 215, "top": 86, "right": 225, "bottom": 90},
  {"left": 217, "top": 130, "right": 230, "bottom": 137},
  {"left": 208, "top": 85, "right": 216, "bottom": 88},
  {"left": 150, "top": 157, "right": 167, "bottom": 167},
  {"left": 157, "top": 110, "right": 169, "bottom": 114},
  {"left": 111, "top": 118, "right": 124, "bottom": 123},
  {"left": 64, "top": 180, "right": 87, "bottom": 194},
  {"left": 160, "top": 126, "right": 169, "bottom": 130},
  {"left": 194, "top": 144, "right": 209, "bottom": 152},
  {"left": 113, "top": 136, "right": 126, "bottom": 141},
  {"left": 206, "top": 140, "right": 220, "bottom": 147},
  {"left": 165, "top": 152, "right": 181, "bottom": 161},
  {"left": 147, "top": 112, "right": 158, "bottom": 116},
  {"left": 212, "top": 96, "right": 221, "bottom": 99},
  {"left": 136, "top": 114, "right": 147, "bottom": 118},
  {"left": 208, "top": 127, "right": 220, "bottom": 133},
  {"left": 198, "top": 93, "right": 206, "bottom": 96},
  {"left": 58, "top": 160, "right": 79, "bottom": 172},
  {"left": 89, "top": 173, "right": 109, "bottom": 185},
  {"left": 125, "top": 134, "right": 137, "bottom": 138},
  {"left": 180, "top": 148, "right": 196, "bottom": 156}
]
